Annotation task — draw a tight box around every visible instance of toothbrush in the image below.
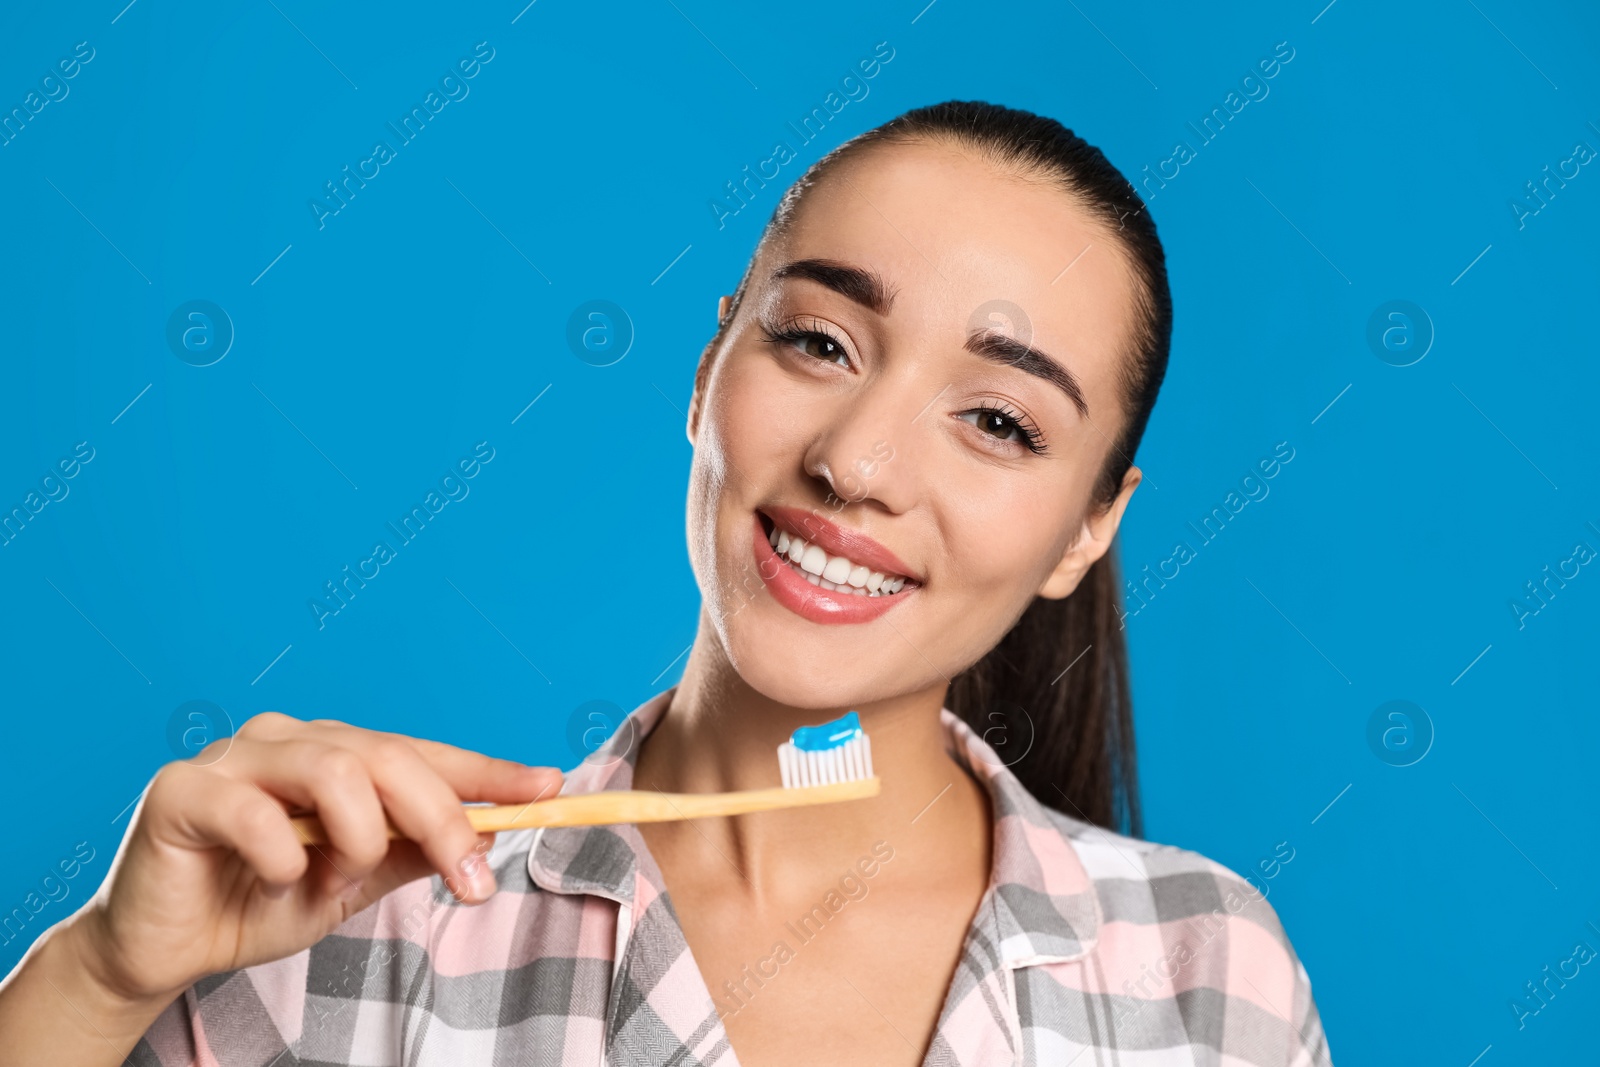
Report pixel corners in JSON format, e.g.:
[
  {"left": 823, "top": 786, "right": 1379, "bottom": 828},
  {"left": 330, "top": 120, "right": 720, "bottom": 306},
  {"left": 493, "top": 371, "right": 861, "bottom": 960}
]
[{"left": 288, "top": 711, "right": 878, "bottom": 845}]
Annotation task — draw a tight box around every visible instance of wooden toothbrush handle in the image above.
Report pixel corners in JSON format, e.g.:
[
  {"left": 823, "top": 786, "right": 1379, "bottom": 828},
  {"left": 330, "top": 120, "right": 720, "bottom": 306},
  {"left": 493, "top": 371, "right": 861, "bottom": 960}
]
[{"left": 287, "top": 777, "right": 881, "bottom": 846}]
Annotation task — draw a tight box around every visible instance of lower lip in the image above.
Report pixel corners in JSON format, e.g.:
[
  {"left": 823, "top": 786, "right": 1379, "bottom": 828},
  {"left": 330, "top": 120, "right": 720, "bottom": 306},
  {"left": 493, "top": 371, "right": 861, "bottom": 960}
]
[{"left": 748, "top": 512, "right": 914, "bottom": 625}]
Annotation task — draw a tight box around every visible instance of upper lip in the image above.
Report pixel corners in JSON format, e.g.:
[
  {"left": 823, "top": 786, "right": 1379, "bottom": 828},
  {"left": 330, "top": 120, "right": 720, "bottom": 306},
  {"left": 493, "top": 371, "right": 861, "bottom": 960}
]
[{"left": 760, "top": 505, "right": 921, "bottom": 583}]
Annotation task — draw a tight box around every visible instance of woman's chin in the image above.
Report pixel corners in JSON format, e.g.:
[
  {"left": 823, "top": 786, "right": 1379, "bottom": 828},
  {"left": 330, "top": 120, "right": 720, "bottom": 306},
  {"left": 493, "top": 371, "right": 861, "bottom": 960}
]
[{"left": 711, "top": 625, "right": 927, "bottom": 714}]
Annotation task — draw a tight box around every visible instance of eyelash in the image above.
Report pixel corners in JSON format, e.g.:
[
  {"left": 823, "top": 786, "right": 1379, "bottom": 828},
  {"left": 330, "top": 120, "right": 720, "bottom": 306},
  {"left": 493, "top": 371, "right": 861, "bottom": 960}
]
[
  {"left": 961, "top": 400, "right": 1049, "bottom": 455},
  {"left": 757, "top": 315, "right": 1049, "bottom": 456},
  {"left": 759, "top": 315, "right": 851, "bottom": 367}
]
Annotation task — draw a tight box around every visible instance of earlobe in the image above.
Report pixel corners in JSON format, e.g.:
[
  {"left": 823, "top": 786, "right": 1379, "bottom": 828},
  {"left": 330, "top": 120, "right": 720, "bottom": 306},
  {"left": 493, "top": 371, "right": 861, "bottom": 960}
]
[{"left": 1037, "top": 466, "right": 1143, "bottom": 600}]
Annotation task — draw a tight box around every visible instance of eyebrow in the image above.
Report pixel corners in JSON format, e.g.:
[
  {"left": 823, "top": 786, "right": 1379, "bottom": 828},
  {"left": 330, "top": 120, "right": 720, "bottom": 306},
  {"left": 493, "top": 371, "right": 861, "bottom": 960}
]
[
  {"left": 773, "top": 257, "right": 1087, "bottom": 417},
  {"left": 771, "top": 258, "right": 896, "bottom": 316},
  {"left": 965, "top": 330, "right": 1089, "bottom": 418}
]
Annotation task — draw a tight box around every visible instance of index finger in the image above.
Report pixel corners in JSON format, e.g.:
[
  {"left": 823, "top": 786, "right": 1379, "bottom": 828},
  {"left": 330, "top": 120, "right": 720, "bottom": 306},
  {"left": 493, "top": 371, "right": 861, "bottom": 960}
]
[{"left": 341, "top": 728, "right": 564, "bottom": 805}]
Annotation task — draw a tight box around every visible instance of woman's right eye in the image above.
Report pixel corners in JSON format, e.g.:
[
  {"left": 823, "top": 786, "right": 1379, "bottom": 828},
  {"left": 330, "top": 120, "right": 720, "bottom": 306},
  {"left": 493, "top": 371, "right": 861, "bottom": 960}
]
[
  {"left": 792, "top": 331, "right": 849, "bottom": 366},
  {"left": 763, "top": 323, "right": 851, "bottom": 368}
]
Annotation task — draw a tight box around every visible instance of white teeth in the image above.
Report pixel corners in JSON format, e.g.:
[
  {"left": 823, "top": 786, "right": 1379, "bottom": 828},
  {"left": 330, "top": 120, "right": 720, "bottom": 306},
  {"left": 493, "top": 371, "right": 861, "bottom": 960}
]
[{"left": 764, "top": 520, "right": 912, "bottom": 598}]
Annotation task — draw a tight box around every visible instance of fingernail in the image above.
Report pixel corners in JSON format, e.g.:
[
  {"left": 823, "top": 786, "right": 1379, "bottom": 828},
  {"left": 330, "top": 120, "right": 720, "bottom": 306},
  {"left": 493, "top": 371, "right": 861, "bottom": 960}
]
[
  {"left": 261, "top": 880, "right": 294, "bottom": 900},
  {"left": 336, "top": 878, "right": 365, "bottom": 902},
  {"left": 458, "top": 852, "right": 497, "bottom": 902}
]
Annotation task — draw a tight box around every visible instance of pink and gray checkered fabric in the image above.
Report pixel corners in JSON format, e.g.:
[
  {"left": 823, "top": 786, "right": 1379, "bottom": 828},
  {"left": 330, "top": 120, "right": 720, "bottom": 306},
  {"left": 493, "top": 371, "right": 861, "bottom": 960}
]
[{"left": 127, "top": 689, "right": 1332, "bottom": 1066}]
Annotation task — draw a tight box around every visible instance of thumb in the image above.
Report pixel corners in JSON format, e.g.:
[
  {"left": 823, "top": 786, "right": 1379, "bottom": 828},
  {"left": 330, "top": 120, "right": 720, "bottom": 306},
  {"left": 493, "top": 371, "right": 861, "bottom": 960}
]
[{"left": 358, "top": 832, "right": 501, "bottom": 906}]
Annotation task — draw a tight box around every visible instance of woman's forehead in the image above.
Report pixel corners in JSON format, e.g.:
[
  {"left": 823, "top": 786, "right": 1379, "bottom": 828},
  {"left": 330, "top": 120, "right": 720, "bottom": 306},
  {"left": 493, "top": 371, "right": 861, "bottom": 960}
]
[{"left": 760, "top": 141, "right": 1139, "bottom": 379}]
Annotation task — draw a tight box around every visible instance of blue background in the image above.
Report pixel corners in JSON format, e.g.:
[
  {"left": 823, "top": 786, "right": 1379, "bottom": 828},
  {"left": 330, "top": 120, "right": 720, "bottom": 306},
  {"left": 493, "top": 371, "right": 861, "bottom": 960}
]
[{"left": 2, "top": 1, "right": 1597, "bottom": 1062}]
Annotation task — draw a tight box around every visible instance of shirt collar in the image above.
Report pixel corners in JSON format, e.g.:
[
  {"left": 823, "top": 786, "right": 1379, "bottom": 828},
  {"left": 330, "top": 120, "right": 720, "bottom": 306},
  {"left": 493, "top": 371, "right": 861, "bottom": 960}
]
[
  {"left": 938, "top": 707, "right": 1102, "bottom": 967},
  {"left": 528, "top": 689, "right": 1102, "bottom": 968},
  {"left": 526, "top": 690, "right": 670, "bottom": 906}
]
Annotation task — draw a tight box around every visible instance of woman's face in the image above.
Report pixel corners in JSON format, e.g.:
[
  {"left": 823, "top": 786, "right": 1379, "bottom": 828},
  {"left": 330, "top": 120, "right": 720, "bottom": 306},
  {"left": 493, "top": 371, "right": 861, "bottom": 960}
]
[{"left": 686, "top": 139, "right": 1143, "bottom": 710}]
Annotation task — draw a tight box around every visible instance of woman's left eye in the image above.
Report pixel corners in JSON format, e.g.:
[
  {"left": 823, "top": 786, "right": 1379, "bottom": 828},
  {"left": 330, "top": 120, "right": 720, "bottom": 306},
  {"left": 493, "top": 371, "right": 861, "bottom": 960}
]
[{"left": 958, "top": 408, "right": 1046, "bottom": 454}]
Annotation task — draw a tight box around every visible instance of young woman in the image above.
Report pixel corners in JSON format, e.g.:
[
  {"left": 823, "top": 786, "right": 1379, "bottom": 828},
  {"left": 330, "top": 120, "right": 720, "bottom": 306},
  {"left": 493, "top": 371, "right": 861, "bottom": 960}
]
[{"left": 0, "top": 101, "right": 1332, "bottom": 1066}]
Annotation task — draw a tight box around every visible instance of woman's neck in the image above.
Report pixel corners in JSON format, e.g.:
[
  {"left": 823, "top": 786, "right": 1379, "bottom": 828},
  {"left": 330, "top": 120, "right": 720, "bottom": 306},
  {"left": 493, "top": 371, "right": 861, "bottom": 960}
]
[{"left": 633, "top": 609, "right": 992, "bottom": 903}]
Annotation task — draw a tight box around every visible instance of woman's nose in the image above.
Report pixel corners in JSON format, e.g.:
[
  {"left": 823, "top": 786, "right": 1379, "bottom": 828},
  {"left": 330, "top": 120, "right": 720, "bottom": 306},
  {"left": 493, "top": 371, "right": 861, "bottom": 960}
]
[{"left": 801, "top": 390, "right": 920, "bottom": 515}]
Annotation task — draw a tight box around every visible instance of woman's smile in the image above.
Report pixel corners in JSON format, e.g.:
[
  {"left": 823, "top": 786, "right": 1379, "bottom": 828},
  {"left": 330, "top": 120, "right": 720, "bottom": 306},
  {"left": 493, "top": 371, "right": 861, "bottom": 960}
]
[{"left": 749, "top": 509, "right": 919, "bottom": 624}]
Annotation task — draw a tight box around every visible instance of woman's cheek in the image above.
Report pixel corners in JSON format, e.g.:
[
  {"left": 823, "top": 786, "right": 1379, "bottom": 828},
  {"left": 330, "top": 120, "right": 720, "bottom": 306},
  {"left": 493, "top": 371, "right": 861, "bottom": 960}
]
[
  {"left": 947, "top": 492, "right": 1064, "bottom": 613},
  {"left": 710, "top": 354, "right": 786, "bottom": 467}
]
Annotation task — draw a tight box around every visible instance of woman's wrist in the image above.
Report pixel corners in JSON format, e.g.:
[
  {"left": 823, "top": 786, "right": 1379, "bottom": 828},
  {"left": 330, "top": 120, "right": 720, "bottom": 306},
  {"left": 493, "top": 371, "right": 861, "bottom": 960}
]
[
  {"left": 61, "top": 904, "right": 189, "bottom": 1016},
  {"left": 0, "top": 909, "right": 185, "bottom": 1064}
]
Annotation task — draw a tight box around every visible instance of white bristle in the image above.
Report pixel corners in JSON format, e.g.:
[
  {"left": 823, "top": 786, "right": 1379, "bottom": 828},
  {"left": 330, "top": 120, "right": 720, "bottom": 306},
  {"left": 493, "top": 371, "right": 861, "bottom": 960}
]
[{"left": 776, "top": 734, "right": 874, "bottom": 788}]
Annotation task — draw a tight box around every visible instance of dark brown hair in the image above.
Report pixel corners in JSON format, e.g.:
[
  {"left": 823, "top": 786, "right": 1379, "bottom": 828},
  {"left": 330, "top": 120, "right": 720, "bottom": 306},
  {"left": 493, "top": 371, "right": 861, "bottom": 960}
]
[{"left": 692, "top": 101, "right": 1172, "bottom": 836}]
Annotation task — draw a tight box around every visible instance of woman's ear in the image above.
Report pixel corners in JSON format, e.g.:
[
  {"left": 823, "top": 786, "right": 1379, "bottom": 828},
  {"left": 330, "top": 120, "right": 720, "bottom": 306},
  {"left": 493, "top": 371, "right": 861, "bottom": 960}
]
[
  {"left": 687, "top": 295, "right": 734, "bottom": 445},
  {"left": 1038, "top": 466, "right": 1142, "bottom": 599}
]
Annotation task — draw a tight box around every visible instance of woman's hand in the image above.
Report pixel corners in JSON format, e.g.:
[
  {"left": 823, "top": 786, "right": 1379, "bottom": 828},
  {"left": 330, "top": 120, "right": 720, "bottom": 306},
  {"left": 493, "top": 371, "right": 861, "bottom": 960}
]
[{"left": 76, "top": 713, "right": 563, "bottom": 1006}]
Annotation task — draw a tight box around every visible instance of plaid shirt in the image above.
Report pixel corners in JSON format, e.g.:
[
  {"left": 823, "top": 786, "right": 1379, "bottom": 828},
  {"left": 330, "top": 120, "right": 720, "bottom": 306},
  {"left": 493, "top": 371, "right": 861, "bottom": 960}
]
[{"left": 127, "top": 690, "right": 1332, "bottom": 1066}]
